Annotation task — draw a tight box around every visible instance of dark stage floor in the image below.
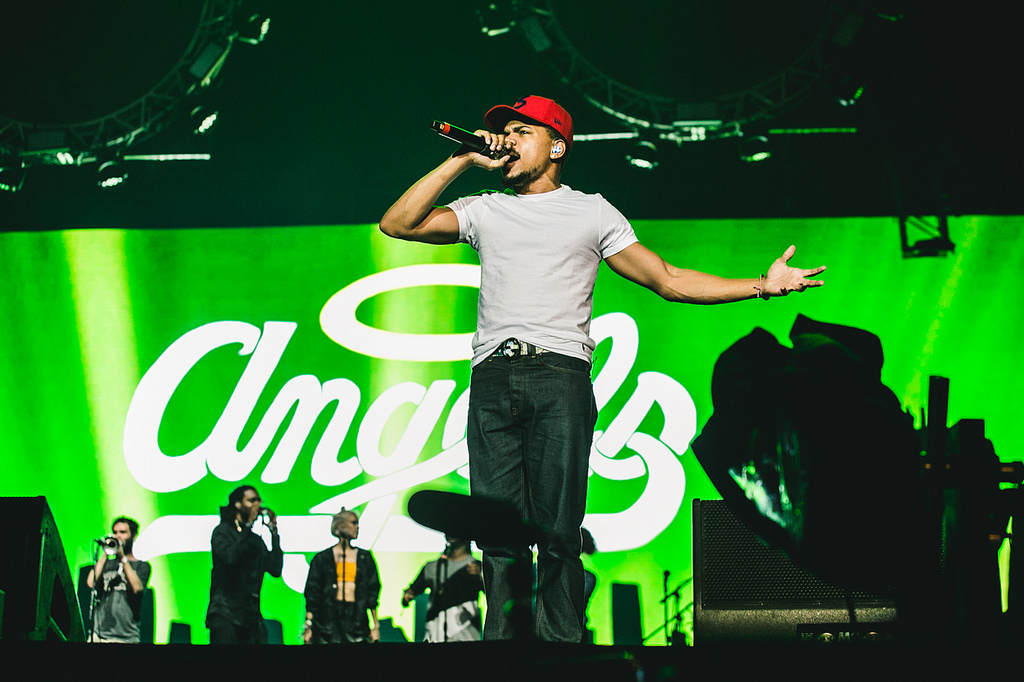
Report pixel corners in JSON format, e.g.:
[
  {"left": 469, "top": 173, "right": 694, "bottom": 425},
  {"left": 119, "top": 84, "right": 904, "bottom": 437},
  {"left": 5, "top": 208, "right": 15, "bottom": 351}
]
[{"left": 1, "top": 639, "right": 1008, "bottom": 679}]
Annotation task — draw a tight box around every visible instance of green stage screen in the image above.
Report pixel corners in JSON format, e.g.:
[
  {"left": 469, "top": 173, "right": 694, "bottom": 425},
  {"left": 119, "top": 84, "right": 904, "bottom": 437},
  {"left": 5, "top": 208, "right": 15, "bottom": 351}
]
[{"left": 1, "top": 216, "right": 1020, "bottom": 644}]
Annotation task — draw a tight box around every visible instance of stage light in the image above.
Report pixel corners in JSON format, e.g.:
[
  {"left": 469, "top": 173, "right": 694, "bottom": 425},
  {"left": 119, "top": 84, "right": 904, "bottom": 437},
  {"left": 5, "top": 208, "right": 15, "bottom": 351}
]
[
  {"left": 835, "top": 86, "right": 860, "bottom": 107},
  {"left": 900, "top": 215, "right": 955, "bottom": 258},
  {"left": 502, "top": 0, "right": 878, "bottom": 156},
  {"left": 190, "top": 105, "right": 219, "bottom": 135},
  {"left": 831, "top": 11, "right": 865, "bottom": 48},
  {"left": 236, "top": 14, "right": 270, "bottom": 45},
  {"left": 0, "top": 1, "right": 249, "bottom": 190},
  {"left": 836, "top": 83, "right": 865, "bottom": 107},
  {"left": 0, "top": 152, "right": 27, "bottom": 192},
  {"left": 476, "top": 2, "right": 516, "bottom": 37},
  {"left": 520, "top": 15, "right": 551, "bottom": 52},
  {"left": 25, "top": 129, "right": 68, "bottom": 154},
  {"left": 626, "top": 140, "right": 659, "bottom": 170},
  {"left": 124, "top": 154, "right": 212, "bottom": 162},
  {"left": 768, "top": 128, "right": 857, "bottom": 135},
  {"left": 739, "top": 135, "right": 771, "bottom": 163},
  {"left": 188, "top": 42, "right": 230, "bottom": 84},
  {"left": 97, "top": 157, "right": 128, "bottom": 189},
  {"left": 574, "top": 132, "right": 639, "bottom": 142}
]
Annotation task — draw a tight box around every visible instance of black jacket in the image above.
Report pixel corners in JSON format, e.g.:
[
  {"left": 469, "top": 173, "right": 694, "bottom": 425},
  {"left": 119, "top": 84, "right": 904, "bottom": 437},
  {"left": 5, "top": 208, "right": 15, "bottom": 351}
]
[
  {"left": 206, "top": 519, "right": 283, "bottom": 627},
  {"left": 303, "top": 545, "right": 380, "bottom": 640}
]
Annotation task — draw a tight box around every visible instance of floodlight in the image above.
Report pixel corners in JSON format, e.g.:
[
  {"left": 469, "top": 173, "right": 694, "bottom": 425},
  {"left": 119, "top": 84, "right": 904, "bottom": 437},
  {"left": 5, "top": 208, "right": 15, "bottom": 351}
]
[
  {"left": 739, "top": 135, "right": 771, "bottom": 163},
  {"left": 835, "top": 82, "right": 865, "bottom": 107},
  {"left": 476, "top": 2, "right": 516, "bottom": 37},
  {"left": 0, "top": 152, "right": 27, "bottom": 192},
  {"left": 189, "top": 42, "right": 230, "bottom": 83},
  {"left": 237, "top": 14, "right": 270, "bottom": 45},
  {"left": 97, "top": 157, "right": 128, "bottom": 189},
  {"left": 625, "top": 140, "right": 659, "bottom": 170},
  {"left": 191, "top": 105, "right": 219, "bottom": 135}
]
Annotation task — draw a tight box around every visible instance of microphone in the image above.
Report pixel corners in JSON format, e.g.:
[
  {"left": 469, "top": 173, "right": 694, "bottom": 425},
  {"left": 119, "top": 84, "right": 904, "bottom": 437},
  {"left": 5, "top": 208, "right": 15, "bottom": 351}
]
[{"left": 430, "top": 121, "right": 509, "bottom": 159}]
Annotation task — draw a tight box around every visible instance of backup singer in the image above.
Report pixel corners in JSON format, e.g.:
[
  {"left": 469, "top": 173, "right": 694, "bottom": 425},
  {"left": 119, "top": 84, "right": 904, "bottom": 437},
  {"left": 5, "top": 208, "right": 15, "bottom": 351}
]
[
  {"left": 206, "top": 485, "right": 283, "bottom": 644},
  {"left": 303, "top": 508, "right": 381, "bottom": 643}
]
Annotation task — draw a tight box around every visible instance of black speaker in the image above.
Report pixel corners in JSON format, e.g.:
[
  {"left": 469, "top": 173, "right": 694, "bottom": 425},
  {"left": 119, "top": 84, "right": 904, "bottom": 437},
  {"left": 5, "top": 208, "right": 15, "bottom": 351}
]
[
  {"left": 692, "top": 499, "right": 897, "bottom": 643},
  {"left": 168, "top": 621, "right": 192, "bottom": 644},
  {"left": 0, "top": 496, "right": 85, "bottom": 641},
  {"left": 611, "top": 582, "right": 643, "bottom": 645}
]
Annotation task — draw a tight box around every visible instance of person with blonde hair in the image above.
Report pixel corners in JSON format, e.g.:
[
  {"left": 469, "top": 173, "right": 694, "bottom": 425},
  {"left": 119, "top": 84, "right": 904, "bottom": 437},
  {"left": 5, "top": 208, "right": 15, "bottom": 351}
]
[{"left": 303, "top": 508, "right": 381, "bottom": 643}]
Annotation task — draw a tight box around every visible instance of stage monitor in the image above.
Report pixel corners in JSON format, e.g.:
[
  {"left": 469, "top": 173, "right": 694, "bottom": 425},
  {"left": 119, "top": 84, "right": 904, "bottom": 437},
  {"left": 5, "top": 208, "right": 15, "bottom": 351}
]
[
  {"left": 0, "top": 496, "right": 85, "bottom": 641},
  {"left": 692, "top": 498, "right": 897, "bottom": 644}
]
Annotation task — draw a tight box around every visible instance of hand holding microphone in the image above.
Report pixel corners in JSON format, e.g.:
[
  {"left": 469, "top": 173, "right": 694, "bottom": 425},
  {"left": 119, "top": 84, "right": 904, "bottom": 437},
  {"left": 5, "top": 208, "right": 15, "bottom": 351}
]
[
  {"left": 431, "top": 121, "right": 511, "bottom": 161},
  {"left": 258, "top": 506, "right": 278, "bottom": 532}
]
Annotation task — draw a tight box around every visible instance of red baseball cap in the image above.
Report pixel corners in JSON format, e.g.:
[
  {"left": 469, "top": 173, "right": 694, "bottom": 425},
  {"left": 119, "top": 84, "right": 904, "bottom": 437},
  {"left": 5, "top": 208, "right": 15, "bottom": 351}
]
[{"left": 484, "top": 95, "right": 574, "bottom": 148}]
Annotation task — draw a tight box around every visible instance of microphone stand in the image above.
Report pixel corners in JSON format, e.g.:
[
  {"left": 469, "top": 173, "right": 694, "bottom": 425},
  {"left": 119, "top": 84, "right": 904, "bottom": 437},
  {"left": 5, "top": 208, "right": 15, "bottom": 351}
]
[
  {"left": 661, "top": 571, "right": 670, "bottom": 645},
  {"left": 88, "top": 542, "right": 100, "bottom": 643},
  {"left": 340, "top": 540, "right": 349, "bottom": 606},
  {"left": 438, "top": 550, "right": 449, "bottom": 642},
  {"left": 653, "top": 573, "right": 692, "bottom": 645}
]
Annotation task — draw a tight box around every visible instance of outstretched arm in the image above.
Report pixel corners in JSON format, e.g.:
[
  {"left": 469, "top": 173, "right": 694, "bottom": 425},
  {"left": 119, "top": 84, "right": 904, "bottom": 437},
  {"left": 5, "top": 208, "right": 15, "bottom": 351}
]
[{"left": 605, "top": 242, "right": 825, "bottom": 304}]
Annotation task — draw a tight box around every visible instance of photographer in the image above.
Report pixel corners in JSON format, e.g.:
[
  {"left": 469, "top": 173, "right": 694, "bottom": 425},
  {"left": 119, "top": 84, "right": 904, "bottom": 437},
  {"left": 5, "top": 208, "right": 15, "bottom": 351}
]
[{"left": 86, "top": 516, "right": 151, "bottom": 643}]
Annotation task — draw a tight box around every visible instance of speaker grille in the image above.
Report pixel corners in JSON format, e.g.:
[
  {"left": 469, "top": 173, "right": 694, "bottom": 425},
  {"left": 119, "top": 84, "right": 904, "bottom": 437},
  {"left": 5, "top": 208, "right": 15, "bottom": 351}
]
[
  {"left": 699, "top": 500, "right": 885, "bottom": 605},
  {"left": 693, "top": 499, "right": 897, "bottom": 642}
]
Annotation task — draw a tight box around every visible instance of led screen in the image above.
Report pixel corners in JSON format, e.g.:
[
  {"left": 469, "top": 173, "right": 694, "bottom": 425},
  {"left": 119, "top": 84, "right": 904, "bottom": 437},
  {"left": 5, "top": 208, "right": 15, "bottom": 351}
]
[{"left": 1, "top": 216, "right": 1020, "bottom": 644}]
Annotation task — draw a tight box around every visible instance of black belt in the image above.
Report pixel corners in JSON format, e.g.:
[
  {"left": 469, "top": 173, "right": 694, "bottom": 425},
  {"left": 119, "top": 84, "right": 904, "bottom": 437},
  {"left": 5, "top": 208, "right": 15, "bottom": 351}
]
[{"left": 491, "top": 338, "right": 549, "bottom": 358}]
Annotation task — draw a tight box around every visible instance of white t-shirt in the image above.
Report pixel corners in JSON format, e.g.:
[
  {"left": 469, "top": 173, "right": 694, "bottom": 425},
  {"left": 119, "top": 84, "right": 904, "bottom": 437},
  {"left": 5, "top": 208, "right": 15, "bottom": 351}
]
[{"left": 448, "top": 185, "right": 638, "bottom": 366}]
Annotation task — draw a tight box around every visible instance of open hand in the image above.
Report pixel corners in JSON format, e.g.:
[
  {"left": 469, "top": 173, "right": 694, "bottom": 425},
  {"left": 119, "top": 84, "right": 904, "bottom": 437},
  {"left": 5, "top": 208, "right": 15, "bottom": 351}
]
[{"left": 764, "top": 245, "right": 826, "bottom": 297}]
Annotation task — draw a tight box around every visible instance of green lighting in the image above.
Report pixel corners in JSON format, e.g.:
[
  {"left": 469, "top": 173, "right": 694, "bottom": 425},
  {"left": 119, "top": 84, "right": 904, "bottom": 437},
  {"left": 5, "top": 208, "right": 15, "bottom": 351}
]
[
  {"left": 62, "top": 229, "right": 157, "bottom": 544},
  {"left": 767, "top": 128, "right": 858, "bottom": 135},
  {"left": 2, "top": 217, "right": 1021, "bottom": 644},
  {"left": 739, "top": 135, "right": 771, "bottom": 162},
  {"left": 196, "top": 111, "right": 218, "bottom": 134}
]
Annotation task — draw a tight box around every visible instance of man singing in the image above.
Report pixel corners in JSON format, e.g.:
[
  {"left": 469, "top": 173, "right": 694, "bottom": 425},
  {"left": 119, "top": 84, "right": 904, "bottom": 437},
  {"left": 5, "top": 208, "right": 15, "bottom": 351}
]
[
  {"left": 379, "top": 95, "right": 825, "bottom": 642},
  {"left": 206, "top": 485, "right": 283, "bottom": 644}
]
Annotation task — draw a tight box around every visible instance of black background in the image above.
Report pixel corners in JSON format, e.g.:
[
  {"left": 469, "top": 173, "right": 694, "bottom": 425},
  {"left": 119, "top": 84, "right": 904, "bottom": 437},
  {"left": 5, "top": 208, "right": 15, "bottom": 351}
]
[{"left": 1, "top": 0, "right": 1020, "bottom": 231}]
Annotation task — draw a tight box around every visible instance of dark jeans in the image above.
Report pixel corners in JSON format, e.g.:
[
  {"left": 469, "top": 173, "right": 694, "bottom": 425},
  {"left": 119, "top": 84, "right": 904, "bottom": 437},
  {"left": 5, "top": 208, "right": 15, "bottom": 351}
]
[
  {"left": 208, "top": 614, "right": 266, "bottom": 644},
  {"left": 310, "top": 601, "right": 371, "bottom": 644},
  {"left": 468, "top": 351, "right": 597, "bottom": 642}
]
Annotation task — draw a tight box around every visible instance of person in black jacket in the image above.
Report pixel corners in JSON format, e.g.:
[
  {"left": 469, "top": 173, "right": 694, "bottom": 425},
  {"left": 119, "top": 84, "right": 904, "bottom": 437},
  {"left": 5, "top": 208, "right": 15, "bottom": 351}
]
[
  {"left": 205, "top": 485, "right": 283, "bottom": 644},
  {"left": 303, "top": 508, "right": 380, "bottom": 643}
]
